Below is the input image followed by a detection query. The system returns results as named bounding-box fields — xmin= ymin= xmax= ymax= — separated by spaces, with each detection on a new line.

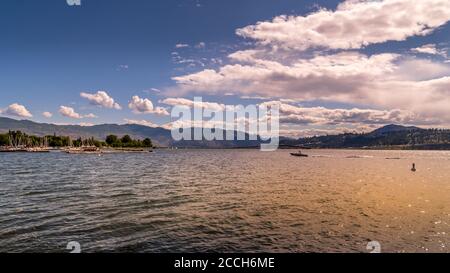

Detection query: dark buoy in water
xmin=411 ymin=163 xmax=416 ymax=172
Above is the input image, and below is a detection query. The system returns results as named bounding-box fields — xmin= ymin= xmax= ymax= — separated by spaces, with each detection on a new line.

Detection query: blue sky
xmin=1 ymin=0 xmax=450 ymax=136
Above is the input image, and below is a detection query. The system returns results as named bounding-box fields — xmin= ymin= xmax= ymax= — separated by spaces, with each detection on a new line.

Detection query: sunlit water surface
xmin=0 ymin=149 xmax=449 ymax=253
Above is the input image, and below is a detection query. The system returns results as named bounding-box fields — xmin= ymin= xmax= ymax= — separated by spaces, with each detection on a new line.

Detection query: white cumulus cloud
xmin=42 ymin=112 xmax=53 ymax=118
xmin=161 ymin=97 xmax=227 ymax=112
xmin=261 ymin=101 xmax=437 ymax=126
xmin=80 ymin=91 xmax=122 ymax=110
xmin=128 ymin=96 xmax=170 ymax=116
xmin=0 ymin=103 xmax=33 ymax=118
xmin=236 ymin=0 xmax=450 ymax=51
xmin=411 ymin=44 xmax=447 ymax=57
xmin=59 ymin=106 xmax=97 ymax=119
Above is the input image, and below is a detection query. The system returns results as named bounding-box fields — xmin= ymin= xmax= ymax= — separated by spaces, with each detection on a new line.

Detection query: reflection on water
xmin=0 ymin=149 xmax=449 ymax=253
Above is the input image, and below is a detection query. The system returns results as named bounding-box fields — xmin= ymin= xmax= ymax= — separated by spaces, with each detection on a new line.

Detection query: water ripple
xmin=0 ymin=150 xmax=449 ymax=252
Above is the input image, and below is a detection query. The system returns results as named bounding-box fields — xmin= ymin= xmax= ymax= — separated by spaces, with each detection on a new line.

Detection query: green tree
xmin=121 ymin=135 xmax=132 ymax=144
xmin=73 ymin=138 xmax=82 ymax=147
xmin=143 ymin=138 xmax=153 ymax=147
xmin=0 ymin=134 xmax=9 ymax=146
xmin=105 ymin=135 xmax=118 ymax=146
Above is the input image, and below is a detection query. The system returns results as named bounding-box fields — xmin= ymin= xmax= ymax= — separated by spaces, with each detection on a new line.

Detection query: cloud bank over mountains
xmin=171 ymin=0 xmax=450 ymax=131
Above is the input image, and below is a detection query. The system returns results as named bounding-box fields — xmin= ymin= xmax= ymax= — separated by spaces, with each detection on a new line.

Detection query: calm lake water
xmin=0 ymin=149 xmax=449 ymax=253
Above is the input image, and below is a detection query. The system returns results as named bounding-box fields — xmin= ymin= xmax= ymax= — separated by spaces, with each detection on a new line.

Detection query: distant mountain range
xmin=369 ymin=124 xmax=421 ymax=135
xmin=2 ymin=117 xmax=450 ymax=149
xmin=291 ymin=124 xmax=450 ymax=150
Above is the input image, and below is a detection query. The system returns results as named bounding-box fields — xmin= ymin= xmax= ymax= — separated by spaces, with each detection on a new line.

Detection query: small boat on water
xmin=290 ymin=151 xmax=309 ymax=157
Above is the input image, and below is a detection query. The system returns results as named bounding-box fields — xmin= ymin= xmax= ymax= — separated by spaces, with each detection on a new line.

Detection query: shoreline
xmin=0 ymin=147 xmax=154 ymax=154
xmin=3 ymin=145 xmax=450 ymax=152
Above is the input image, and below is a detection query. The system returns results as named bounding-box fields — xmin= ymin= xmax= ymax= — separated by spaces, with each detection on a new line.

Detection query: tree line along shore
xmin=0 ymin=131 xmax=153 ymax=149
